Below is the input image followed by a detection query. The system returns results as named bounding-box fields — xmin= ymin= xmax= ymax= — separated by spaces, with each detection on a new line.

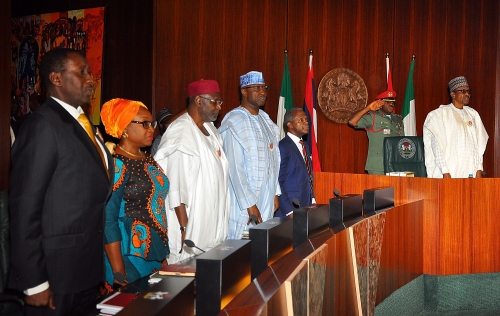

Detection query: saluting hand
xmin=368 ymin=100 xmax=384 ymax=111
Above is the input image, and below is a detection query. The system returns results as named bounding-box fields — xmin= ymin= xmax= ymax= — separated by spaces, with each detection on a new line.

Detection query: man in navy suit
xmin=9 ymin=48 xmax=113 ymax=315
xmin=276 ymin=108 xmax=315 ymax=217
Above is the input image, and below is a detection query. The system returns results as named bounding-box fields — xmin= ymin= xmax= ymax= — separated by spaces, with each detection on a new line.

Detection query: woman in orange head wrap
xmin=100 ymin=98 xmax=169 ymax=291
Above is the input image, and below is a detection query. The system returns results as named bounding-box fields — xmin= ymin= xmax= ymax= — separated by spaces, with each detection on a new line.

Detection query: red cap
xmin=188 ymin=79 xmax=220 ymax=97
xmin=375 ymin=90 xmax=397 ymax=101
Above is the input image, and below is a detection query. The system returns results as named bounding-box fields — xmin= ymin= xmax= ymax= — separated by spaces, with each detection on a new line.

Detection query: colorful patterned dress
xmin=104 ymin=153 xmax=169 ymax=287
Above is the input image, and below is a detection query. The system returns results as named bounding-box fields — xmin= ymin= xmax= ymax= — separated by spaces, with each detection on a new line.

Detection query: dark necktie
xmin=78 ymin=114 xmax=108 ymax=178
xmin=300 ymin=139 xmax=313 ymax=193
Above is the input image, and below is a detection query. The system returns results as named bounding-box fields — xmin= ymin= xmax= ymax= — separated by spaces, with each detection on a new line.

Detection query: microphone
xmin=333 ymin=189 xmax=341 ymax=197
xmin=249 ymin=214 xmax=259 ymax=225
xmin=184 ymin=239 xmax=206 ymax=253
xmin=114 ymin=272 xmax=143 ymax=295
xmin=292 ymin=198 xmax=300 ymax=208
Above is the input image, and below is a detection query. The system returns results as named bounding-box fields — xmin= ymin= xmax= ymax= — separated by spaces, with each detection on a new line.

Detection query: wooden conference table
xmin=111 ymin=172 xmax=500 ymax=316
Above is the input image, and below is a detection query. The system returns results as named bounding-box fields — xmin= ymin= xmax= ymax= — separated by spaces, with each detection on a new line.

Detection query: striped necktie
xmin=78 ymin=114 xmax=108 ymax=178
xmin=300 ymin=139 xmax=313 ymax=193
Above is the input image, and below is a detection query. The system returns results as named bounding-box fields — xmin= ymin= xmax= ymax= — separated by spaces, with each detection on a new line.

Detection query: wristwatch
xmin=180 ymin=226 xmax=186 ymax=232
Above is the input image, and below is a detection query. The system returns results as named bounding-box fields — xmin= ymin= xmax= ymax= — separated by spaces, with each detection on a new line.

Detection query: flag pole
xmin=385 ymin=52 xmax=390 ymax=82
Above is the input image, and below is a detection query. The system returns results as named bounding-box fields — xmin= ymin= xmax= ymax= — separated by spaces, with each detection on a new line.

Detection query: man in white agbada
xmin=423 ymin=76 xmax=488 ymax=178
xmin=219 ymin=71 xmax=281 ymax=240
xmin=154 ymin=79 xmax=229 ymax=264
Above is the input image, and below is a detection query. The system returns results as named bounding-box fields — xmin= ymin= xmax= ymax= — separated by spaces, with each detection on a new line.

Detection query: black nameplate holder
xmin=249 ymin=217 xmax=293 ymax=279
xmin=329 ymin=194 xmax=363 ymax=233
xmin=292 ymin=204 xmax=330 ymax=248
xmin=119 ymin=277 xmax=195 ymax=316
xmin=363 ymin=186 xmax=394 ymax=217
xmin=196 ymin=239 xmax=251 ymax=316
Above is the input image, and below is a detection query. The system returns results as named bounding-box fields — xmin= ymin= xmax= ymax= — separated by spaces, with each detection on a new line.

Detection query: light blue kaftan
xmin=219 ymin=106 xmax=281 ymax=239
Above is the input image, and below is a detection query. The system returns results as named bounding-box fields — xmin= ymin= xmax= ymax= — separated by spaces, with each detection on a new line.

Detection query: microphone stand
xmin=184 ymin=239 xmax=206 ymax=253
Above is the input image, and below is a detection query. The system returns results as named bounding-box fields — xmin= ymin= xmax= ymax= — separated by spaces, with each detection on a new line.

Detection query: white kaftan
xmin=423 ymin=103 xmax=488 ymax=178
xmin=154 ymin=113 xmax=230 ymax=263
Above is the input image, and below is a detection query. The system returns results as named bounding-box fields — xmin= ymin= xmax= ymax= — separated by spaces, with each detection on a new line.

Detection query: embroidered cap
xmin=156 ymin=108 xmax=173 ymax=124
xmin=448 ymin=76 xmax=469 ymax=92
xmin=188 ymin=79 xmax=220 ymax=97
xmin=240 ymin=71 xmax=265 ymax=88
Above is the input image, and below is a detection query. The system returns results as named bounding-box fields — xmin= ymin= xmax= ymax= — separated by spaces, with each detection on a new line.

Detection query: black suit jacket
xmin=9 ymin=97 xmax=113 ymax=294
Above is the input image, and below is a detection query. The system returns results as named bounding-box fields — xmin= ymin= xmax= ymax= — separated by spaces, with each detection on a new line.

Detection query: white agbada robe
xmin=154 ymin=113 xmax=230 ymax=264
xmin=423 ymin=103 xmax=488 ymax=178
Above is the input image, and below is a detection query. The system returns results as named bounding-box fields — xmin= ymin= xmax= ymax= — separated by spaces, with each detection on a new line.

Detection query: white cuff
xmin=24 ymin=281 xmax=50 ymax=296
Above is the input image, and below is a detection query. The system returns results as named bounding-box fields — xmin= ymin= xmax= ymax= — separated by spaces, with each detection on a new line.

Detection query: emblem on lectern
xmin=144 ymin=292 xmax=171 ymax=300
xmin=398 ymin=138 xmax=416 ymax=159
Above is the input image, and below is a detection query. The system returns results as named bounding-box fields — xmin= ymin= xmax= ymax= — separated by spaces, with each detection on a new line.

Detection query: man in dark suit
xmin=9 ymin=48 xmax=113 ymax=315
xmin=276 ymin=108 xmax=315 ymax=217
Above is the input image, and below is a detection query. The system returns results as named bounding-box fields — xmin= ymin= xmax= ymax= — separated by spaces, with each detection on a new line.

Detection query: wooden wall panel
xmin=376 ymin=201 xmax=424 ymax=305
xmin=315 ymin=173 xmax=500 ymax=277
xmin=153 ymin=0 xmax=287 ymax=127
xmin=438 ymin=178 xmax=500 ymax=275
xmin=333 ymin=229 xmax=361 ymax=316
xmin=437 ymin=180 xmax=472 ymax=275
xmin=152 ymin=0 xmax=500 ymax=176
xmin=471 ymin=179 xmax=500 ymax=272
xmin=407 ymin=178 xmax=440 ymax=275
xmin=4 ymin=0 xmax=500 ymax=184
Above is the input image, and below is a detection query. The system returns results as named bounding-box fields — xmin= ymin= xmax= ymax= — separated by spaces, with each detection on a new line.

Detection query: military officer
xmin=348 ymin=87 xmax=404 ymax=174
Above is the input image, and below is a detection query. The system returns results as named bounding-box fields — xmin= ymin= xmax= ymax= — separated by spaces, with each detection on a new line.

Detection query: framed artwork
xmin=11 ymin=7 xmax=105 ymax=124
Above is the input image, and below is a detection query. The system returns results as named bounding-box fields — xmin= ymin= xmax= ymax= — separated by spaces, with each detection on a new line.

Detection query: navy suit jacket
xmin=9 ymin=97 xmax=113 ymax=294
xmin=276 ymin=135 xmax=314 ymax=217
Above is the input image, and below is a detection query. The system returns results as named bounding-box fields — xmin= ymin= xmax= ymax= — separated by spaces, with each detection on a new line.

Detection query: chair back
xmin=383 ymin=136 xmax=427 ymax=177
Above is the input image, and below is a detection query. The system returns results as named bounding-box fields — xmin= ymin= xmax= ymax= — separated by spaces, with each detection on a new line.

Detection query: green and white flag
xmin=402 ymin=59 xmax=416 ymax=136
xmin=277 ymin=53 xmax=294 ymax=140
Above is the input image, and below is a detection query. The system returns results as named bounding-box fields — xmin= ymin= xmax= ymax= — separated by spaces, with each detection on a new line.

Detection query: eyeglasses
xmin=454 ymin=89 xmax=473 ymax=95
xmin=131 ymin=120 xmax=157 ymax=129
xmin=244 ymin=85 xmax=269 ymax=92
xmin=198 ymin=96 xmax=223 ymax=106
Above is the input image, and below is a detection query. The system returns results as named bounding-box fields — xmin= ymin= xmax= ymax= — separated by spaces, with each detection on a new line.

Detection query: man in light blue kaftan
xmin=219 ymin=71 xmax=281 ymax=240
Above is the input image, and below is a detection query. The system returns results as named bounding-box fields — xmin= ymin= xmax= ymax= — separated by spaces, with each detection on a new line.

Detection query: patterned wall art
xmin=11 ymin=7 xmax=105 ymax=124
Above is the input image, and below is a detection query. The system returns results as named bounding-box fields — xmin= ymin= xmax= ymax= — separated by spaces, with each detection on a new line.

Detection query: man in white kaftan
xmin=423 ymin=76 xmax=488 ymax=178
xmin=219 ymin=71 xmax=281 ymax=240
xmin=155 ymin=79 xmax=229 ymax=264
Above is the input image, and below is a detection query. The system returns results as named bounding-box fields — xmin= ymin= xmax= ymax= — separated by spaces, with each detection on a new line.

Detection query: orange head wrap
xmin=100 ymin=98 xmax=148 ymax=138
